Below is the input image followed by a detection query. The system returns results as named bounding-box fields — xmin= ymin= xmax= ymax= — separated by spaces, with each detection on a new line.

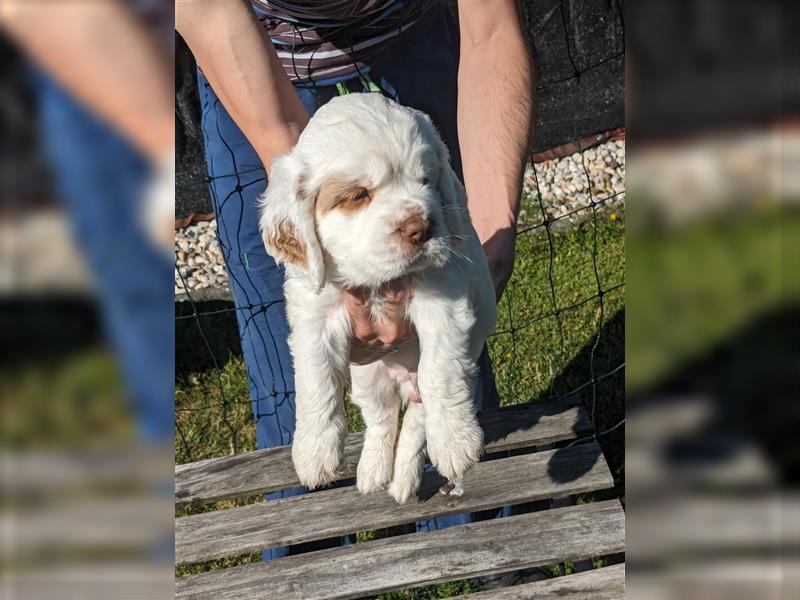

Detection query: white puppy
xmin=259 ymin=93 xmax=496 ymax=503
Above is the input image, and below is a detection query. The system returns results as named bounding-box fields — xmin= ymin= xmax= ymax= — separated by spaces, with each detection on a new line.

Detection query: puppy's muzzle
xmin=399 ymin=215 xmax=431 ymax=247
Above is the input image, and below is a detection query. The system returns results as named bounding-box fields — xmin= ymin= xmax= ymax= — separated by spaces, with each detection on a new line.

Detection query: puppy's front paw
xmin=426 ymin=414 xmax=483 ymax=482
xmin=387 ymin=472 xmax=419 ymax=504
xmin=356 ymin=444 xmax=393 ymax=494
xmin=291 ymin=425 xmax=345 ymax=489
xmin=387 ymin=451 xmax=423 ymax=504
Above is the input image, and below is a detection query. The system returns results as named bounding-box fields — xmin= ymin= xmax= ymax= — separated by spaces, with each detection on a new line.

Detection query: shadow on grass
xmin=479 ymin=309 xmax=624 ymax=492
xmin=176 ymin=298 xmax=242 ymax=377
xmin=629 ymin=303 xmax=799 ymax=486
xmin=1 ymin=297 xmax=103 ymax=367
xmin=545 ymin=308 xmax=624 ymax=492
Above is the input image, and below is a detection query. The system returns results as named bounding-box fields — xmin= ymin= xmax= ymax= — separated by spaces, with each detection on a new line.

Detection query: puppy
xmin=259 ymin=93 xmax=496 ymax=503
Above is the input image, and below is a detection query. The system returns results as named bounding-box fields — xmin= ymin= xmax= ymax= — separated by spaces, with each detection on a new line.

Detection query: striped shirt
xmin=251 ymin=0 xmax=443 ymax=85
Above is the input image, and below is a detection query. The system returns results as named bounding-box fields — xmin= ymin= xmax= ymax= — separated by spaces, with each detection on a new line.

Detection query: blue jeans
xmin=197 ymin=7 xmax=502 ymax=559
xmin=35 ymin=73 xmax=175 ymax=445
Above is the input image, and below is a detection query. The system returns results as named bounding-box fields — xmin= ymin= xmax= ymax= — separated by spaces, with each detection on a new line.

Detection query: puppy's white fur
xmin=259 ymin=93 xmax=496 ymax=503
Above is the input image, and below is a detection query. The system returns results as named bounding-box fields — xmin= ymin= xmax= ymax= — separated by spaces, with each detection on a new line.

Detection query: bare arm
xmin=176 ymin=0 xmax=308 ymax=173
xmin=457 ymin=0 xmax=534 ymax=299
xmin=0 ymin=1 xmax=173 ymax=166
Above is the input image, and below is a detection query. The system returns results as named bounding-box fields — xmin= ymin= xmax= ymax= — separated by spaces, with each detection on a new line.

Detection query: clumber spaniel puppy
xmin=259 ymin=93 xmax=496 ymax=504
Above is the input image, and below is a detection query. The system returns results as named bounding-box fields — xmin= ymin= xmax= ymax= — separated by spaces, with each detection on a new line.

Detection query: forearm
xmin=457 ymin=2 xmax=533 ymax=245
xmin=0 ymin=1 xmax=173 ymax=165
xmin=176 ymin=0 xmax=307 ymax=172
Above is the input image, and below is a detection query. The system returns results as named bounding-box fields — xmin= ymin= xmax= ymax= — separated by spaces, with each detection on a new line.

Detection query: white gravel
xmin=175 ymin=139 xmax=625 ymax=295
xmin=175 ymin=219 xmax=227 ymax=295
xmin=519 ymin=138 xmax=625 ymax=227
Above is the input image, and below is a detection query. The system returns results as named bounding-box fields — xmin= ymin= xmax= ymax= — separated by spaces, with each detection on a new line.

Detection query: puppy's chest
xmin=385 ymin=362 xmax=418 ymax=386
xmin=380 ymin=338 xmax=421 ymax=391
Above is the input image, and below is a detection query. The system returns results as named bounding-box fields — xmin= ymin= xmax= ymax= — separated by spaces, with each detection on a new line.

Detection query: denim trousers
xmin=35 ymin=73 xmax=175 ymax=445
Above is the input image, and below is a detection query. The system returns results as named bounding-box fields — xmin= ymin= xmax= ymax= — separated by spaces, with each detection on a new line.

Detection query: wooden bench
xmin=175 ymin=395 xmax=625 ymax=599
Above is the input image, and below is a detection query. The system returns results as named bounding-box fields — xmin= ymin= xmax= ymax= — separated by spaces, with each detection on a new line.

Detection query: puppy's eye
xmin=340 ymin=187 xmax=370 ymax=205
xmin=420 ymin=177 xmax=430 ymax=186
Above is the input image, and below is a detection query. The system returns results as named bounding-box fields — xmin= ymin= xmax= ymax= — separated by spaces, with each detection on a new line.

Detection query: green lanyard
xmin=335 ymin=72 xmax=382 ymax=96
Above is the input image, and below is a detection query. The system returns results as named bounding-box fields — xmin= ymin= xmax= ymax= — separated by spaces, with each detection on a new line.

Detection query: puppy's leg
xmin=289 ymin=308 xmax=350 ymax=490
xmin=444 ymin=477 xmax=464 ymax=507
xmin=418 ymin=356 xmax=482 ymax=483
xmin=410 ymin=298 xmax=484 ymax=484
xmin=388 ymin=385 xmax=427 ymax=504
xmin=351 ymin=363 xmax=400 ymax=494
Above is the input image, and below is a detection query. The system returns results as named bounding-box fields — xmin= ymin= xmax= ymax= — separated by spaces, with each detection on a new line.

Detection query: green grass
xmin=1 ymin=345 xmax=132 ymax=450
xmin=491 ymin=212 xmax=625 ymax=407
xmin=626 ymin=203 xmax=799 ymax=392
xmin=176 ymin=359 xmax=256 ymax=462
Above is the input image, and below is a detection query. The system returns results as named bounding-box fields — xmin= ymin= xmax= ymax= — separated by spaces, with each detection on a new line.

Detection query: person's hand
xmin=143 ymin=152 xmax=175 ymax=256
xmin=482 ymin=225 xmax=517 ymax=301
xmin=343 ymin=277 xmax=417 ymax=365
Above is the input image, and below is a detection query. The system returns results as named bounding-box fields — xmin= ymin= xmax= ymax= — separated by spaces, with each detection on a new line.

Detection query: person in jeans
xmin=176 ymin=0 xmax=532 ymax=559
xmin=2 ymin=2 xmax=175 ymax=443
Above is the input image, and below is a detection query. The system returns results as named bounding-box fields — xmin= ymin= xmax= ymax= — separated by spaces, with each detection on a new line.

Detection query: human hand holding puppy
xmin=343 ymin=280 xmax=424 ymax=404
xmin=343 ymin=278 xmax=415 ymax=366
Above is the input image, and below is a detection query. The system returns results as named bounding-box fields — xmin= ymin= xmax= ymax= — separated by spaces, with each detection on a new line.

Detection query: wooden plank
xmin=450 ymin=564 xmax=626 ymax=599
xmin=4 ymin=449 xmax=169 ymax=499
xmin=6 ymin=563 xmax=173 ymax=600
xmin=627 ymin=443 xmax=774 ymax=493
xmin=176 ymin=396 xmax=592 ymax=508
xmin=6 ymin=497 xmax=171 ymax=555
xmin=177 ymin=443 xmax=612 ymax=565
xmin=175 ymin=500 xmax=625 ymax=600
xmin=628 ymin=496 xmax=790 ymax=558
xmin=627 ymin=560 xmax=798 ymax=600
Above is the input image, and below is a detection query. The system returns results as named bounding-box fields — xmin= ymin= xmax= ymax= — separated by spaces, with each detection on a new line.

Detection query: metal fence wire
xmin=175 ymin=0 xmax=625 ymax=476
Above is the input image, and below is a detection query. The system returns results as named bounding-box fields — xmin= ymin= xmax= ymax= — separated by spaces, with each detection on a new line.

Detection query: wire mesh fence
xmin=174 ymin=1 xmax=625 ymax=491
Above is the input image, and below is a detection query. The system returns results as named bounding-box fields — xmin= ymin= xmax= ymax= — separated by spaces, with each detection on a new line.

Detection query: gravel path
xmin=175 ymin=140 xmax=625 ymax=295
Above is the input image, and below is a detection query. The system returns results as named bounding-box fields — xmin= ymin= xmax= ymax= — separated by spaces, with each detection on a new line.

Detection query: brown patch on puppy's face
xmin=315 ymin=176 xmax=372 ymax=217
xmin=265 ymin=221 xmax=307 ymax=266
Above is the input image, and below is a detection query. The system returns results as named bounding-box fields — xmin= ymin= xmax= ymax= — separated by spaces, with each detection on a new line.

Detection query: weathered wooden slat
xmin=177 ymin=443 xmax=611 ymax=565
xmin=176 ymin=395 xmax=591 ymax=508
xmin=6 ymin=497 xmax=171 ymax=555
xmin=451 ymin=564 xmax=626 ymax=599
xmin=628 ymin=496 xmax=792 ymax=559
xmin=626 ymin=560 xmax=798 ymax=600
xmin=175 ymin=500 xmax=625 ymax=600
xmin=6 ymin=563 xmax=173 ymax=600
xmin=4 ymin=449 xmax=169 ymax=499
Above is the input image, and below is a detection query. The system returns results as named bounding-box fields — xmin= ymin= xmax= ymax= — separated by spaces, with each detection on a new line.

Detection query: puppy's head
xmin=259 ymin=93 xmax=469 ymax=290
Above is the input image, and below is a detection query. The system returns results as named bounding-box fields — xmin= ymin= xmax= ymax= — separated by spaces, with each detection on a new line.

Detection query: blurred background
xmin=1 ymin=2 xmax=174 ymax=599
xmin=626 ymin=0 xmax=799 ymax=598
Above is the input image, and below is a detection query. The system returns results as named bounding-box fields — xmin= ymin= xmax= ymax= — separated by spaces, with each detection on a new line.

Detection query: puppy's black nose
xmin=400 ymin=216 xmax=431 ymax=246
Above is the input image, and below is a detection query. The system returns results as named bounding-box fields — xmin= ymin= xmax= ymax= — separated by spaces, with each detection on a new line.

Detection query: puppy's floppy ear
xmin=409 ymin=106 xmax=471 ymax=249
xmin=432 ymin=135 xmax=470 ymax=250
xmin=258 ymin=153 xmax=325 ymax=291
